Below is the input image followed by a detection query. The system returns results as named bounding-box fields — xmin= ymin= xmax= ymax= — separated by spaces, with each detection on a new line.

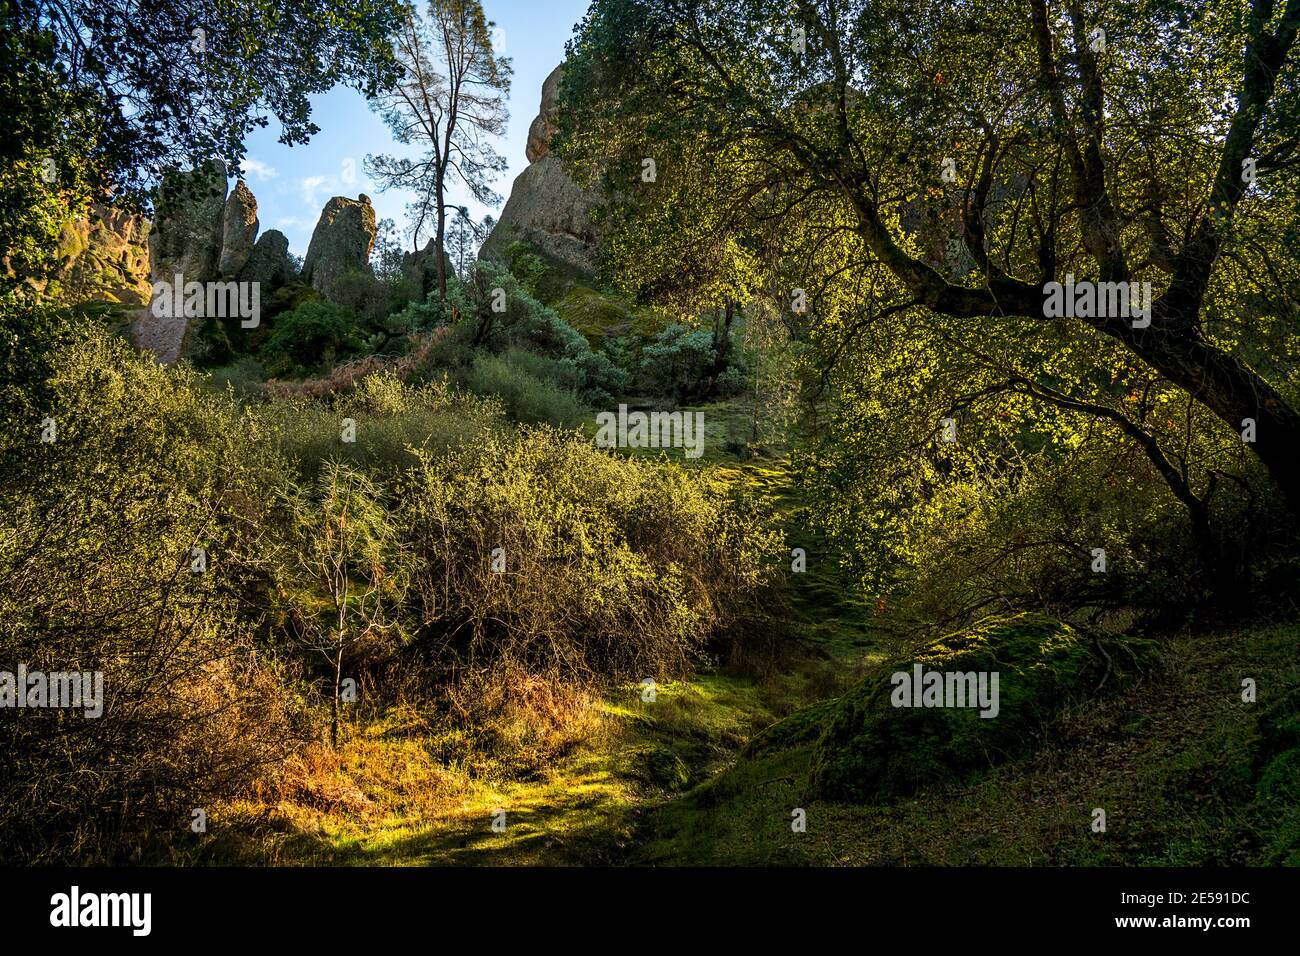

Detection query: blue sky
xmin=236 ymin=0 xmax=592 ymax=258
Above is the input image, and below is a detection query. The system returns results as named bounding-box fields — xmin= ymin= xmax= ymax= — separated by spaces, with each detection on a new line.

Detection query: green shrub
xmin=500 ymin=348 xmax=584 ymax=391
xmin=262 ymin=372 xmax=503 ymax=480
xmin=449 ymin=260 xmax=627 ymax=402
xmin=0 ymin=330 xmax=301 ymax=863
xmin=206 ymin=355 xmax=268 ymax=398
xmin=399 ymin=426 xmax=782 ymax=686
xmin=262 ymin=300 xmax=363 ymax=376
xmin=465 ymin=353 xmax=587 ymax=426
xmin=1251 ymin=687 xmax=1300 ymax=864
xmin=329 ymin=268 xmax=425 ymax=350
xmin=639 ymin=322 xmax=741 ymax=401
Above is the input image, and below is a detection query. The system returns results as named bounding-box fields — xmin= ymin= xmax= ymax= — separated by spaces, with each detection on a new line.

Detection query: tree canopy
xmin=556 ymin=0 xmax=1300 ymax=596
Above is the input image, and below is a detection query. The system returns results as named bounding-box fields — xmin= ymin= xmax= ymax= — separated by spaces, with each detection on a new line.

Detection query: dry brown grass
xmin=445 ymin=667 xmax=609 ymax=773
xmin=262 ymin=328 xmax=448 ymax=401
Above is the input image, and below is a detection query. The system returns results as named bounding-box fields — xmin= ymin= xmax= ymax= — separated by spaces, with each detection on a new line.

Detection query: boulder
xmin=219 ymin=180 xmax=259 ymax=279
xmin=809 ymin=613 xmax=1152 ymax=803
xmin=301 ymin=194 xmax=376 ymax=301
xmin=129 ymin=161 xmax=228 ymax=365
xmin=483 ymin=155 xmax=600 ymax=272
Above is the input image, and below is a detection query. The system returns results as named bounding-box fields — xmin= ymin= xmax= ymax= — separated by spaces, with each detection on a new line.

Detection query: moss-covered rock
xmin=638 ymin=746 xmax=691 ymax=791
xmin=1251 ymin=686 xmax=1300 ymax=864
xmin=45 ymin=205 xmax=152 ymax=306
xmin=743 ymin=698 xmax=840 ymax=758
xmin=554 ymin=285 xmax=670 ymax=347
xmin=809 ymin=613 xmax=1150 ymax=803
xmin=555 ymin=286 xmax=634 ymax=343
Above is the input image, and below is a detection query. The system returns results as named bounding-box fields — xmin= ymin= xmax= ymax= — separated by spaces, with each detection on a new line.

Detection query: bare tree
xmin=366 ymin=0 xmax=511 ymax=300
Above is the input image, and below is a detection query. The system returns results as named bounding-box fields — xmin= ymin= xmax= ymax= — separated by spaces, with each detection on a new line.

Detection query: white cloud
xmin=301 ymin=175 xmax=331 ymax=207
xmin=239 ymin=157 xmax=278 ymax=181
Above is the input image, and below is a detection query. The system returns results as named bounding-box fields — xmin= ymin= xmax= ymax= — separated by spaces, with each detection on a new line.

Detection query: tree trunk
xmin=435 ymin=180 xmax=448 ymax=301
xmin=704 ymin=300 xmax=734 ymax=398
xmin=330 ymin=646 xmax=341 ymax=749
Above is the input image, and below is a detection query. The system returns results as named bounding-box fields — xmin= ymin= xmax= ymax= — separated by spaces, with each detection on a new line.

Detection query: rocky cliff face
xmin=45 ymin=205 xmax=153 ymax=306
xmin=301 ymin=194 xmax=377 ymax=300
xmin=480 ymin=65 xmax=600 ymax=277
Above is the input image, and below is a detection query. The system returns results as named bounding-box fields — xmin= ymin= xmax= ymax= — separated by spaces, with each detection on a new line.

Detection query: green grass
xmin=186 ymin=673 xmax=799 ymax=866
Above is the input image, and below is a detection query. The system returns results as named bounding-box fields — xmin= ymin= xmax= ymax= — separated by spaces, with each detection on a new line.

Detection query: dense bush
xmin=0 ymin=330 xmax=302 ymax=863
xmin=447 ymin=259 xmax=627 ymax=403
xmin=638 ymin=321 xmax=748 ymax=402
xmin=400 ymin=426 xmax=782 ymax=685
xmin=639 ymin=323 xmax=718 ymax=398
xmin=328 ymin=268 xmax=424 ymax=350
xmin=465 ymin=353 xmax=587 ymax=426
xmin=0 ymin=329 xmax=783 ymax=860
xmin=260 ymin=371 xmax=502 ymax=481
xmin=262 ymin=299 xmax=364 ymax=376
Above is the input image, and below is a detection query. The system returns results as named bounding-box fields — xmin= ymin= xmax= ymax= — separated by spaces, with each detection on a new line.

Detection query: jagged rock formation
xmin=147 ymin=160 xmax=228 ymax=285
xmin=44 ymin=205 xmax=152 ymax=306
xmin=301 ymin=194 xmax=377 ymax=300
xmin=526 ymin=65 xmax=564 ymax=163
xmin=219 ymin=180 xmax=259 ymax=279
xmin=59 ymin=168 xmax=378 ymax=365
xmin=130 ymin=165 xmax=297 ymax=364
xmin=481 ymin=65 xmax=600 ymax=277
xmin=239 ymin=229 xmax=294 ymax=289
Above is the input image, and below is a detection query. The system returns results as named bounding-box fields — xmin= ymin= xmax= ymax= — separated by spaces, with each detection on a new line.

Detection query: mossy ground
xmin=809 ymin=614 xmax=1157 ymax=803
xmin=635 ymin=623 xmax=1300 ymax=866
